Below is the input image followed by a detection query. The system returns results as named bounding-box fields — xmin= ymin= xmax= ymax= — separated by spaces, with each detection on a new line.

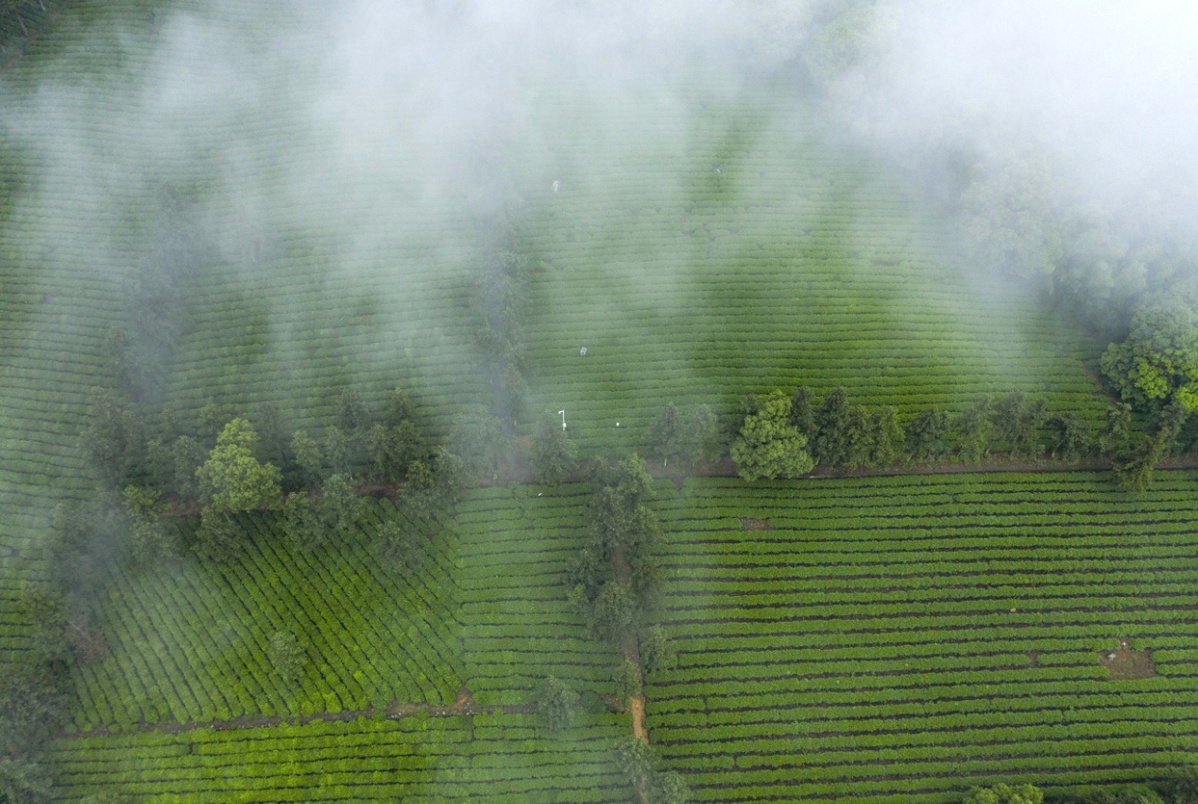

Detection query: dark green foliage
xmin=335 ymin=388 xmax=372 ymax=433
xmin=962 ymin=783 xmax=1044 ymax=804
xmin=318 ymin=473 xmax=361 ymax=541
xmin=649 ymin=403 xmax=684 ymax=466
xmin=907 ymin=407 xmax=950 ymax=462
xmin=1163 ymin=766 xmax=1198 ymax=803
xmin=569 ymin=455 xmax=662 ymax=646
xmin=1062 ymin=785 xmax=1165 ymax=804
xmin=1111 ymin=402 xmax=1191 ymax=493
xmin=612 ymin=657 xmax=642 ymax=700
xmin=731 ymin=390 xmax=814 ymax=480
xmin=0 ymin=755 xmax=52 ymax=804
xmin=530 ymin=415 xmax=577 ymax=485
xmin=534 ymin=676 xmax=579 ymax=733
xmin=0 ymin=662 xmax=67 ymax=757
xmin=324 ymin=426 xmax=353 ymax=477
xmin=79 ymin=387 xmax=146 ymax=488
xmin=283 ymin=474 xmax=361 ymax=551
xmin=843 ymin=403 xmax=873 ymax=469
xmin=267 ymin=631 xmax=306 ymax=685
xmin=867 ymin=405 xmax=904 ymax=468
xmin=1111 ymin=436 xmax=1158 ymax=494
xmin=615 ymin=738 xmax=690 ymax=804
xmin=789 ymin=386 xmax=815 ymax=436
xmin=281 ymin=491 xmax=321 ymax=552
xmin=380 ymin=386 xmax=418 ymax=430
xmin=449 ymin=406 xmax=508 ymax=482
xmin=19 ymin=584 xmax=71 ymax=668
xmin=122 ymin=485 xmax=169 ymax=567
xmin=194 ymin=508 xmax=242 ymax=561
xmin=252 ymin=404 xmax=293 ymax=476
xmin=290 ymin=429 xmax=324 ymax=486
xmin=640 ymin=624 xmax=677 ymax=674
xmin=403 ymin=447 xmax=464 ymax=518
xmin=811 ymin=387 xmax=853 ymax=466
xmin=197 ymin=418 xmax=282 ymax=512
xmin=374 ymin=518 xmax=423 ymax=573
xmin=1102 ymin=298 xmax=1198 ymax=410
xmin=682 ymin=404 xmax=721 ymax=467
xmin=991 ymin=391 xmax=1048 ymax=458
xmin=953 ymin=395 xmax=994 ymax=462
xmin=1099 ymin=403 xmax=1133 ymax=456
xmin=1050 ymin=415 xmax=1094 ymax=461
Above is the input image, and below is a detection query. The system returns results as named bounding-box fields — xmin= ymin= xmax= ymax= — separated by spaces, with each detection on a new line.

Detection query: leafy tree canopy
xmin=1102 ymin=297 xmax=1198 ymax=411
xmin=196 ymin=418 xmax=281 ymax=513
xmin=962 ymin=783 xmax=1043 ymax=804
xmin=731 ymin=390 xmax=814 ymax=480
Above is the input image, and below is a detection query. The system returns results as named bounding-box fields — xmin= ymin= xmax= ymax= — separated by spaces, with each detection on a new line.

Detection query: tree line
xmin=644 ymin=387 xmax=1198 ymax=493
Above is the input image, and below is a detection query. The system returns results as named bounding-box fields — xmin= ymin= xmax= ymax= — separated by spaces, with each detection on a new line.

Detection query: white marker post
xmin=558 ymin=409 xmax=567 ymax=431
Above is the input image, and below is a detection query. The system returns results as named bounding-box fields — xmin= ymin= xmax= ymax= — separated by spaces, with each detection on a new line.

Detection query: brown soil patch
xmin=740 ymin=517 xmax=770 ymax=531
xmin=1100 ymin=639 xmax=1156 ymax=679
xmin=630 ymin=695 xmax=648 ymax=744
xmin=1027 ymin=652 xmax=1039 ymax=667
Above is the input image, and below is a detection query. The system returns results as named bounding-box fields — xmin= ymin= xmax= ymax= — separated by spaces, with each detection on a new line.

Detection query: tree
xmin=169 ymin=435 xmax=207 ymax=499
xmin=789 ymin=386 xmax=815 ymax=437
xmin=612 ymin=657 xmax=642 ymax=700
xmin=267 ymin=631 xmax=306 ymax=685
xmin=961 ymin=783 xmax=1043 ymax=804
xmin=649 ymin=403 xmax=684 ymax=466
xmin=0 ymin=756 xmax=53 ymax=804
xmin=811 ymin=387 xmax=853 ymax=466
xmin=253 ymin=403 xmax=292 ymax=473
xmin=640 ymin=624 xmax=677 ymax=674
xmin=123 ymin=485 xmax=169 ymax=567
xmin=1099 ymin=403 xmax=1132 ymax=456
xmin=907 ymin=407 xmax=950 ymax=462
xmin=281 ymin=491 xmax=321 ymax=552
xmin=79 ymin=387 xmax=145 ymax=488
xmin=682 ymin=404 xmax=721 ymax=467
xmin=195 ymin=508 xmax=242 ymax=560
xmin=283 ymin=474 xmax=360 ymax=551
xmin=196 ymin=419 xmax=281 ymax=512
xmin=374 ymin=517 xmax=423 ymax=572
xmin=991 ymin=391 xmax=1047 ymax=459
xmin=290 ymin=429 xmax=324 ymax=486
xmin=731 ymin=391 xmax=814 ymax=481
xmin=530 ymin=415 xmax=577 ymax=485
xmin=318 ymin=473 xmax=361 ymax=541
xmin=324 ymin=426 xmax=353 ymax=477
xmin=334 ymin=388 xmax=372 ymax=433
xmin=380 ymin=386 xmax=418 ymax=430
xmin=1050 ymin=415 xmax=1093 ymax=461
xmin=450 ymin=406 xmax=507 ymax=482
xmin=952 ymin=396 xmax=994 ymax=463
xmin=867 ymin=405 xmax=904 ymax=468
xmin=534 ymin=675 xmax=579 ymax=732
xmin=615 ymin=737 xmax=691 ymax=804
xmin=584 ymin=579 xmax=636 ymax=645
xmin=1102 ymin=298 xmax=1198 ymax=410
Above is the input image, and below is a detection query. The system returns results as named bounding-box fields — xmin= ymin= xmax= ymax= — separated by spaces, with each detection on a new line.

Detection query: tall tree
xmin=952 ymin=396 xmax=994 ymax=463
xmin=649 ymin=403 xmax=684 ymax=467
xmin=732 ymin=391 xmax=814 ymax=480
xmin=530 ymin=415 xmax=577 ymax=485
xmin=196 ymin=418 xmax=281 ymax=513
xmin=811 ymin=387 xmax=853 ymax=466
xmin=907 ymin=407 xmax=950 ymax=463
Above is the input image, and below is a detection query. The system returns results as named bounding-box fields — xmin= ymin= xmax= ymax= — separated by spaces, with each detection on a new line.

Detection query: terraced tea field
xmin=42 ymin=473 xmax=1198 ymax=801
xmin=649 ymin=473 xmax=1198 ymax=801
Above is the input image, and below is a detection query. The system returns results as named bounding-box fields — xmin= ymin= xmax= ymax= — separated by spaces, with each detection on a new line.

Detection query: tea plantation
xmin=2 ymin=1 xmax=1191 ymax=802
